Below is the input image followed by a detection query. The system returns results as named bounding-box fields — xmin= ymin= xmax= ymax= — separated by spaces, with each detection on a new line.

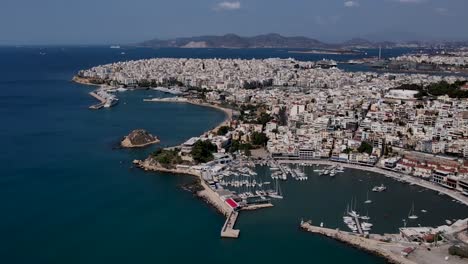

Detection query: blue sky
xmin=0 ymin=0 xmax=467 ymax=44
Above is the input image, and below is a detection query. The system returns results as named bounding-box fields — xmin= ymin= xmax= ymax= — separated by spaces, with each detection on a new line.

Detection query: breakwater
xmin=300 ymin=221 xmax=416 ymax=264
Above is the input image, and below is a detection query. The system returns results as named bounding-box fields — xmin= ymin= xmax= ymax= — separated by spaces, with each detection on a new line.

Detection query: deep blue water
xmin=0 ymin=47 xmax=466 ymax=264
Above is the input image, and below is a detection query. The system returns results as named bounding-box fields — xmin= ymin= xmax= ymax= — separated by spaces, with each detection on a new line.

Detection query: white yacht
xmin=372 ymin=184 xmax=387 ymax=192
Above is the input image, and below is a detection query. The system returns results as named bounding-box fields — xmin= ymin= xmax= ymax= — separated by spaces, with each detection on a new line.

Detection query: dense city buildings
xmin=79 ymin=57 xmax=468 ymax=195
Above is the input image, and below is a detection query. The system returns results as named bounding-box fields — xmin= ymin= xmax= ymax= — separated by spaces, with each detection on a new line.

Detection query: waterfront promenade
xmin=278 ymin=159 xmax=468 ymax=206
xmin=221 ymin=211 xmax=240 ymax=238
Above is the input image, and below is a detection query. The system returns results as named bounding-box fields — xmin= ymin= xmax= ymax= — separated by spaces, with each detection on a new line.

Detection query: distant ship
xmin=110 ymin=45 xmax=121 ymax=49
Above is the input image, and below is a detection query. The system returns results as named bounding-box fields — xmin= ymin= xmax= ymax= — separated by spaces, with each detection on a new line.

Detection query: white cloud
xmin=214 ymin=1 xmax=241 ymax=11
xmin=344 ymin=1 xmax=359 ymax=8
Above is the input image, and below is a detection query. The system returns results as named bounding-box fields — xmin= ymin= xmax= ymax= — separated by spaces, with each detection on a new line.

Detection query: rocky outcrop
xmin=121 ymin=129 xmax=159 ymax=148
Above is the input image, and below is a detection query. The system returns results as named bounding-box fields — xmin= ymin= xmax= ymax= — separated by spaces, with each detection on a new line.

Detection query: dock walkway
xmin=88 ymin=92 xmax=106 ymax=109
xmin=353 ymin=215 xmax=363 ymax=235
xmin=221 ymin=211 xmax=240 ymax=238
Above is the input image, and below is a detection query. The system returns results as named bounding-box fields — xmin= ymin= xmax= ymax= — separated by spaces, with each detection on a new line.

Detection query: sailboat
xmin=364 ymin=191 xmax=372 ymax=204
xmin=348 ymin=197 xmax=360 ymax=218
xmin=408 ymin=202 xmax=418 ymax=220
xmin=269 ymin=178 xmax=283 ymax=199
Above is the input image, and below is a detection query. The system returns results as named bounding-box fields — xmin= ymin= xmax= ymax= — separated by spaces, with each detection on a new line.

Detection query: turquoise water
xmin=0 ymin=47 xmax=466 ymax=264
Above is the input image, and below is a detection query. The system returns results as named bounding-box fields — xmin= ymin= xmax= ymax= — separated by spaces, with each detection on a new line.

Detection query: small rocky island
xmin=121 ymin=129 xmax=160 ymax=148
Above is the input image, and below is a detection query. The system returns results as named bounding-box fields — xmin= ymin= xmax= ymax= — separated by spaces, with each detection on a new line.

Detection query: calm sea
xmin=0 ymin=47 xmax=466 ymax=264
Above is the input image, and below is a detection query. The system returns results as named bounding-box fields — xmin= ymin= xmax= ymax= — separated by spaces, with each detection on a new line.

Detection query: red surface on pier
xmin=225 ymin=198 xmax=239 ymax=208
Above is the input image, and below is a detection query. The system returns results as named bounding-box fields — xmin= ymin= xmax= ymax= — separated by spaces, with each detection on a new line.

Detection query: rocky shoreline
xmin=73 ymin=73 xmax=234 ymax=217
xmin=72 ymin=75 xmax=102 ymax=86
xmin=300 ymin=221 xmax=416 ymax=264
xmin=133 ymin=159 xmax=232 ymax=216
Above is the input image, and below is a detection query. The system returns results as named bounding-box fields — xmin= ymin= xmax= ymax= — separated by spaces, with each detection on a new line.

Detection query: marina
xmin=137 ymin=152 xmax=468 ymax=237
xmin=239 ymin=161 xmax=468 ymax=235
xmin=88 ymin=89 xmax=118 ymax=109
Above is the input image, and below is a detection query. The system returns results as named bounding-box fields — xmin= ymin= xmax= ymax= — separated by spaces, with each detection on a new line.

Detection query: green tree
xmin=251 ymin=132 xmax=269 ymax=146
xmin=190 ymin=140 xmax=217 ymax=163
xmin=150 ymin=148 xmax=182 ymax=167
xmin=216 ymin=126 xmax=230 ymax=136
xmin=256 ymin=112 xmax=273 ymax=126
xmin=343 ymin=148 xmax=353 ymax=154
xmin=358 ymin=141 xmax=373 ymax=155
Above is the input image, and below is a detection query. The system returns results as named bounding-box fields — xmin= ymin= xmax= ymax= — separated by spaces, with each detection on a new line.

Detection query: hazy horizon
xmin=1 ymin=0 xmax=468 ymax=45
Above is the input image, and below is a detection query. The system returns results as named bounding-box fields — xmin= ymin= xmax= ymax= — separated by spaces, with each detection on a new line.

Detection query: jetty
xmin=353 ymin=215 xmax=364 ymax=235
xmin=221 ymin=211 xmax=240 ymax=238
xmin=135 ymin=159 xmax=248 ymax=239
xmin=301 ymin=218 xmax=468 ymax=264
xmin=88 ymin=92 xmax=106 ymax=109
xmin=300 ymin=221 xmax=417 ymax=264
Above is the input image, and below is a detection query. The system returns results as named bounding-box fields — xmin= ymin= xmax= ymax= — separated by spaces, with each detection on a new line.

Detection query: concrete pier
xmin=241 ymin=203 xmax=274 ymax=211
xmin=301 ymin=219 xmax=468 ymax=264
xmin=88 ymin=92 xmax=106 ymax=109
xmin=300 ymin=221 xmax=417 ymax=264
xmin=353 ymin=215 xmax=363 ymax=235
xmin=221 ymin=211 xmax=240 ymax=238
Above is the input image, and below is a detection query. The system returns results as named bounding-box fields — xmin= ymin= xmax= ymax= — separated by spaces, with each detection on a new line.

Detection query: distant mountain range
xmin=136 ymin=33 xmax=468 ymax=49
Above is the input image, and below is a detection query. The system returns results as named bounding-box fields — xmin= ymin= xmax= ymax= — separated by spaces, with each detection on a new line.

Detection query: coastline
xmin=121 ymin=137 xmax=160 ymax=148
xmin=176 ymin=100 xmax=232 ymax=134
xmin=72 ymin=75 xmax=233 ymax=133
xmin=73 ymin=75 xmax=235 ymax=216
xmin=134 ymin=159 xmax=233 ymax=215
xmin=144 ymin=98 xmax=233 ymax=134
xmin=72 ymin=76 xmax=102 ymax=87
xmin=74 ymin=73 xmax=467 ymax=252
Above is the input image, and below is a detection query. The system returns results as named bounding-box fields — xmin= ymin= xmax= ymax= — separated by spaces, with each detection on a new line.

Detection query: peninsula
xmin=74 ymin=56 xmax=468 ymax=260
